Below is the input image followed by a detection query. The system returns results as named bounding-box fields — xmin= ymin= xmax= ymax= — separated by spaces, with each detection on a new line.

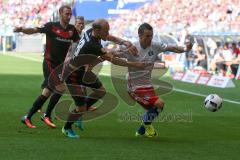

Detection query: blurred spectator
xmin=195 ymin=45 xmax=207 ymax=70
xmin=0 ymin=36 xmax=2 ymax=51
xmin=214 ymin=43 xmax=234 ymax=75
xmin=231 ymin=42 xmax=240 ymax=56
xmin=210 ymin=44 xmax=223 ymax=73
xmin=184 ymin=48 xmax=195 ymax=70
xmin=206 ymin=37 xmax=217 ymax=59
xmin=184 ymin=35 xmax=196 ymax=70
xmin=230 ymin=42 xmax=240 ymax=77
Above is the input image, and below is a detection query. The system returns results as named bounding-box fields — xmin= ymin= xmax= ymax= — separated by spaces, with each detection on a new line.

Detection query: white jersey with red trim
xmin=119 ymin=41 xmax=167 ymax=91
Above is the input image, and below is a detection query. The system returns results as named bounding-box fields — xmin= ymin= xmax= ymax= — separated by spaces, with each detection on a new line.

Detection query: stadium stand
xmin=109 ymin=0 xmax=240 ymax=38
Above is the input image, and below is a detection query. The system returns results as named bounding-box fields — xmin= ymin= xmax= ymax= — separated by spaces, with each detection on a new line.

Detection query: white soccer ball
xmin=204 ymin=94 xmax=223 ymax=112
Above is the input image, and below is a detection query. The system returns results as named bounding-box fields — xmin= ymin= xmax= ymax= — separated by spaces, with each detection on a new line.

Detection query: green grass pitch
xmin=0 ymin=53 xmax=239 ymax=160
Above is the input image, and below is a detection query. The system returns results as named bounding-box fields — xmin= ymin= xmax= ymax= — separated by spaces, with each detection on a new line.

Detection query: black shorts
xmin=216 ymin=62 xmax=227 ymax=71
xmin=64 ymin=67 xmax=102 ymax=106
xmin=231 ymin=64 xmax=239 ymax=76
xmin=41 ymin=60 xmax=63 ymax=91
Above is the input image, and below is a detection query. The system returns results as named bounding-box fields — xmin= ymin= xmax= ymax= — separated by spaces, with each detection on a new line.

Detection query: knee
xmin=42 ymin=88 xmax=51 ymax=97
xmin=73 ymin=96 xmax=86 ymax=109
xmin=155 ymin=99 xmax=165 ymax=109
xmin=55 ymin=84 xmax=66 ymax=93
xmin=95 ymin=87 xmax=106 ymax=98
xmin=75 ymin=106 xmax=87 ymax=113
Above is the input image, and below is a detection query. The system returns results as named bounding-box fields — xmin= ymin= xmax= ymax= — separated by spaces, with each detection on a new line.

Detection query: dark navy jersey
xmin=69 ymin=28 xmax=106 ymax=67
xmin=38 ymin=22 xmax=79 ymax=65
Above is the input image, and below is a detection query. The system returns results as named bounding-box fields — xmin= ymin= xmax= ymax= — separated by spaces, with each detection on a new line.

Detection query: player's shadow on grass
xmin=54 ymin=91 xmax=119 ymax=122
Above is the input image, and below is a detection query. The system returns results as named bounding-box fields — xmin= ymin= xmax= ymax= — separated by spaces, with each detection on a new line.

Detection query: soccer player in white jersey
xmin=115 ymin=23 xmax=194 ymax=137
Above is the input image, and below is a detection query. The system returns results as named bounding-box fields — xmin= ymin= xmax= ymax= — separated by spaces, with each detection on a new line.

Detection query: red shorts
xmin=128 ymin=87 xmax=159 ymax=110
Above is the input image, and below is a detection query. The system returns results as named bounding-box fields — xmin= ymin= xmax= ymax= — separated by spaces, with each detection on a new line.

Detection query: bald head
xmin=92 ymin=19 xmax=110 ymax=40
xmin=92 ymin=19 xmax=108 ymax=29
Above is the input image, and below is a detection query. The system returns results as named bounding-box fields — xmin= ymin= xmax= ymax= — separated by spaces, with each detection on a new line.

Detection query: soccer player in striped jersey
xmin=115 ymin=23 xmax=194 ymax=137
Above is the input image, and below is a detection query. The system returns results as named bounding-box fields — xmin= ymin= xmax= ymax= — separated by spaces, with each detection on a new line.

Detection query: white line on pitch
xmin=173 ymin=88 xmax=240 ymax=105
xmin=5 ymin=54 xmax=42 ymax=63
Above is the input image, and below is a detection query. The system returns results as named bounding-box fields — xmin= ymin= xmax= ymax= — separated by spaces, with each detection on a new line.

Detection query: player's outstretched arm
xmin=13 ymin=27 xmax=40 ymax=35
xmin=166 ymin=35 xmax=194 ymax=53
xmin=86 ymin=57 xmax=104 ymax=71
xmin=166 ymin=45 xmax=188 ymax=53
xmin=100 ymin=50 xmax=144 ymax=69
xmin=106 ymin=35 xmax=138 ymax=56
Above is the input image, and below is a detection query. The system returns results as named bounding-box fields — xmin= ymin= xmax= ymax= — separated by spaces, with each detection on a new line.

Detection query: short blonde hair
xmin=59 ymin=5 xmax=71 ymax=13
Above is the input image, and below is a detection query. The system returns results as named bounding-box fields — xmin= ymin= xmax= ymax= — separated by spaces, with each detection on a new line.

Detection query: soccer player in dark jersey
xmin=14 ymin=5 xmax=80 ymax=129
xmin=61 ymin=19 xmax=145 ymax=138
xmin=74 ymin=16 xmax=98 ymax=112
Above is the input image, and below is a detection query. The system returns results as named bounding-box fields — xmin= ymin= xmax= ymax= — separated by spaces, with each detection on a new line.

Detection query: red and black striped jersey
xmin=38 ymin=22 xmax=79 ymax=65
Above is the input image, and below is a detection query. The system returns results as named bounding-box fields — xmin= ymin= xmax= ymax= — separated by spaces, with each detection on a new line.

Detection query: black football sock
xmin=64 ymin=121 xmax=74 ymax=130
xmin=45 ymin=93 xmax=62 ymax=118
xmin=143 ymin=107 xmax=162 ymax=125
xmin=64 ymin=109 xmax=82 ymax=129
xmin=137 ymin=125 xmax=146 ymax=135
xmin=85 ymin=97 xmax=98 ymax=109
xmin=27 ymin=95 xmax=48 ymax=119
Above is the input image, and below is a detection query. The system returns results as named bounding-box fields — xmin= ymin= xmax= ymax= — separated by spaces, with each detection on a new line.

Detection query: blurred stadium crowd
xmin=181 ymin=41 xmax=240 ymax=78
xmin=109 ymin=0 xmax=240 ymax=38
xmin=0 ymin=0 xmax=62 ymax=29
xmin=0 ymin=0 xmax=239 ymax=34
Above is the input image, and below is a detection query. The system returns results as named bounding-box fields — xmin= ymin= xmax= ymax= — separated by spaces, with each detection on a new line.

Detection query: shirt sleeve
xmin=115 ymin=45 xmax=129 ymax=58
xmin=37 ymin=22 xmax=52 ymax=34
xmin=153 ymin=41 xmax=168 ymax=53
xmin=72 ymin=27 xmax=80 ymax=42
